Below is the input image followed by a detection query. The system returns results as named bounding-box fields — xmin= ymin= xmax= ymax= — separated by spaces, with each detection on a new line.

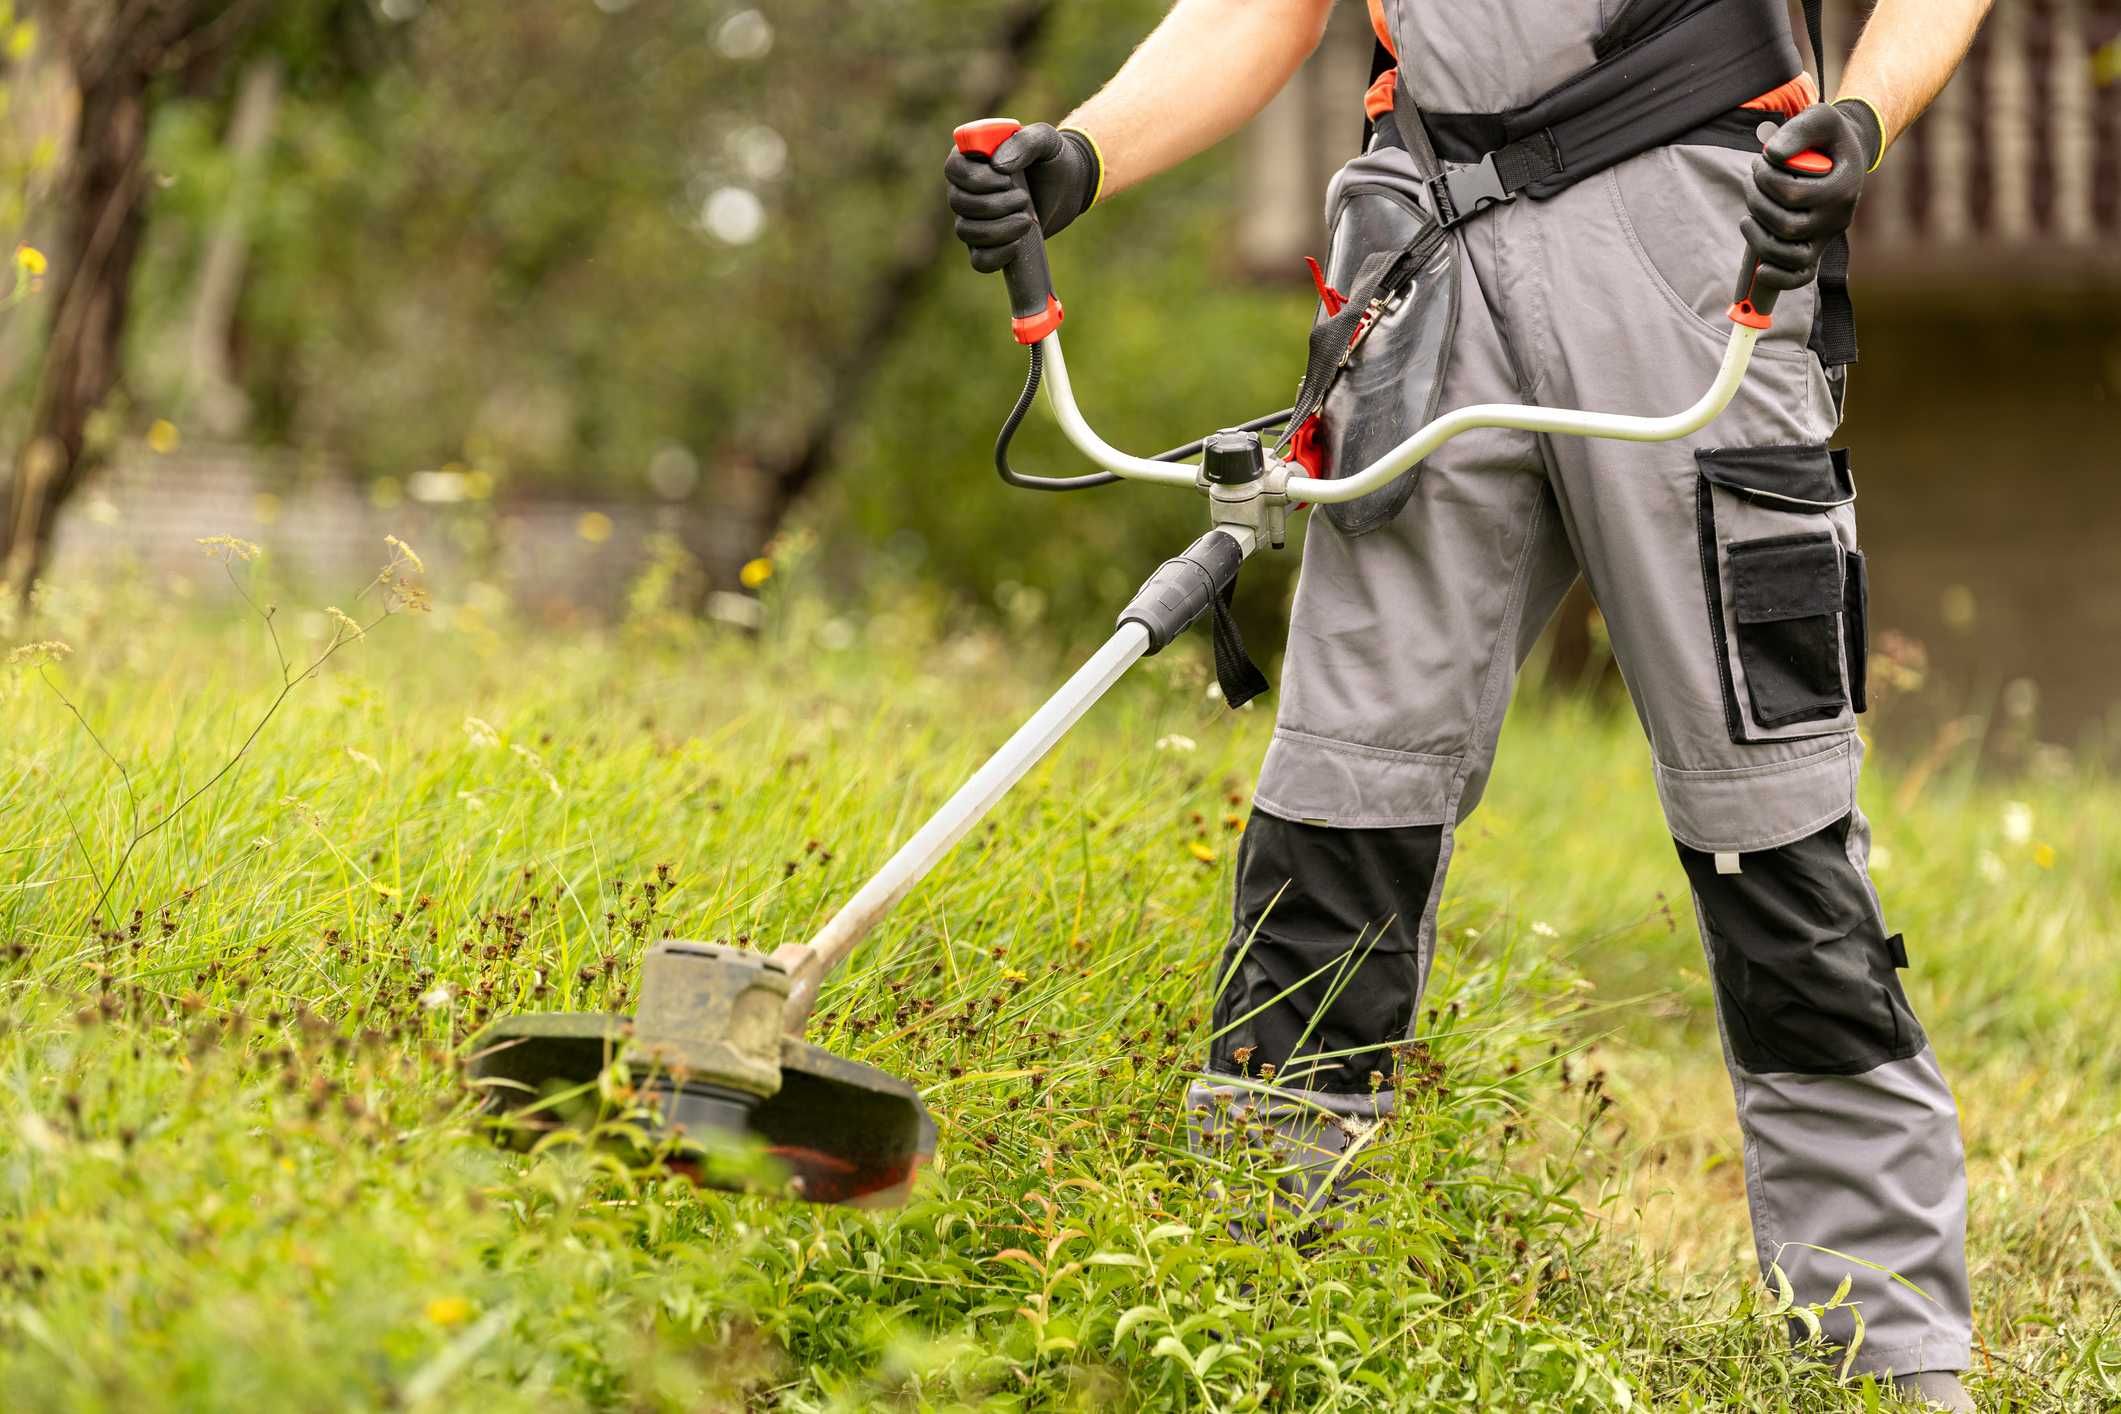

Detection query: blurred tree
xmin=187 ymin=0 xmax=1070 ymax=601
xmin=0 ymin=0 xmax=377 ymax=603
xmin=47 ymin=1 xmax=1312 ymax=632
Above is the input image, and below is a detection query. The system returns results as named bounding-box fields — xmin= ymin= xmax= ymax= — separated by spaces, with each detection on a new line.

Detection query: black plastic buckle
xmin=1426 ymin=154 xmax=1514 ymax=229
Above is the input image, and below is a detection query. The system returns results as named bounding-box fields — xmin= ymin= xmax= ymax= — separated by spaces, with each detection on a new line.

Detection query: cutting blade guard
xmin=468 ymin=942 xmax=935 ymax=1207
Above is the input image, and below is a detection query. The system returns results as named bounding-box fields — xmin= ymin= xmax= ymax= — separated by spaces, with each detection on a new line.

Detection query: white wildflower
xmin=1155 ymin=734 xmax=1198 ymax=754
xmin=2001 ymin=801 xmax=2033 ymax=846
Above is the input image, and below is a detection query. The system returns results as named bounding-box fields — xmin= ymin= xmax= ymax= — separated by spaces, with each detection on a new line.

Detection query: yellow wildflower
xmin=14 ymin=243 xmax=45 ymax=276
xmin=325 ymin=607 xmax=365 ymax=641
xmin=424 ymin=1297 xmax=473 ymax=1327
xmin=146 ymin=419 xmax=180 ymax=454
xmin=577 ymin=511 xmax=613 ymax=544
xmin=2032 ymin=842 xmax=2056 ymax=871
xmin=738 ymin=557 xmax=773 ymax=589
xmin=1001 ymin=967 xmax=1028 ymax=984
xmin=1186 ymin=840 xmax=1217 ymax=864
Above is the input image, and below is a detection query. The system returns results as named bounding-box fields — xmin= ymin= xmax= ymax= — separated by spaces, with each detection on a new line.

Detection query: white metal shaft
xmin=1037 ymin=320 xmax=1763 ymax=503
xmin=1040 ymin=333 xmax=1201 ymax=488
xmin=782 ymin=618 xmax=1155 ymax=1023
xmin=1290 ymin=323 xmax=1762 ymax=504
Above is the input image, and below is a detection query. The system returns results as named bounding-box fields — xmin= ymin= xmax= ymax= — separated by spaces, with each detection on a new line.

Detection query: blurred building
xmin=1239 ymin=1 xmax=2121 ymax=749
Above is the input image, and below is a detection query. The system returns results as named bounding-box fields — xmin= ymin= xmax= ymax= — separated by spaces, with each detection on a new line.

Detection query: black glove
xmin=944 ymin=123 xmax=1101 ymax=275
xmin=1740 ymin=100 xmax=1882 ymax=293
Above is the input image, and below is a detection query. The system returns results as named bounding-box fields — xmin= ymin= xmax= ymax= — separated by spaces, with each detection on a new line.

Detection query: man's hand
xmin=1741 ymin=102 xmax=1879 ymax=293
xmin=944 ymin=123 xmax=1100 ymax=275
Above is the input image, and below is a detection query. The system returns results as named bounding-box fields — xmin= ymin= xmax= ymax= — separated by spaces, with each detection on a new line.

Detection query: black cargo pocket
xmin=1728 ymin=533 xmax=1845 ymax=727
xmin=1678 ymin=817 xmax=1925 ymax=1076
xmin=1207 ymin=814 xmax=1440 ymax=1093
xmin=1209 ymin=937 xmax=1416 ymax=1094
xmin=1842 ymin=548 xmax=1869 ymax=713
xmin=1695 ymin=444 xmax=1857 ymax=742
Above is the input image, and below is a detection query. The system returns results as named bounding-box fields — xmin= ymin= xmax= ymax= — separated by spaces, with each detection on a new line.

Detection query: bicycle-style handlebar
xmin=959 ymin=125 xmax=1835 ymax=505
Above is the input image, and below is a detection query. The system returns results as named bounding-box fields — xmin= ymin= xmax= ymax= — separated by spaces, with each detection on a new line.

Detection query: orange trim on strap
xmin=1367 ymin=0 xmax=1395 ymax=56
xmin=1741 ymin=72 xmax=1818 ymax=116
xmin=1364 ymin=0 xmax=1397 ymax=121
xmin=1364 ymin=68 xmax=1398 ymax=122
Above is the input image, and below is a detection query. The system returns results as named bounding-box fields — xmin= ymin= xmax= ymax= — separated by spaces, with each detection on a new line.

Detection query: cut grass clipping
xmin=1 ymin=546 xmax=2116 ymax=1410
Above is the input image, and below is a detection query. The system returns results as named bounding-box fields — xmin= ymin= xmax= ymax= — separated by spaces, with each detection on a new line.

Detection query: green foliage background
xmin=106 ymin=0 xmax=1314 ymax=625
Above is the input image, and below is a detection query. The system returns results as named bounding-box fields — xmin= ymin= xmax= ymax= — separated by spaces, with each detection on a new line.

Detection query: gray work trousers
xmin=1193 ymin=135 xmax=1972 ymax=1378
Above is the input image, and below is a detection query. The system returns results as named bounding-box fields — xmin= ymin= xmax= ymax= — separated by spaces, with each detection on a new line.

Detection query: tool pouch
xmin=1287 ymin=139 xmax=1461 ymax=537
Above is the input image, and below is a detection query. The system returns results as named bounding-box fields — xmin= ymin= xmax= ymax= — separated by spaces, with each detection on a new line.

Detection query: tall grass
xmin=0 ymin=555 xmax=2114 ymax=1410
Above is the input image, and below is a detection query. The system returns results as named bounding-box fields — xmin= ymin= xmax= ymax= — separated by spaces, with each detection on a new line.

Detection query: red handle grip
xmin=1728 ymin=148 xmax=1835 ymax=328
xmin=951 ymin=117 xmax=1063 ymax=344
xmin=953 ymin=118 xmax=1022 ymax=159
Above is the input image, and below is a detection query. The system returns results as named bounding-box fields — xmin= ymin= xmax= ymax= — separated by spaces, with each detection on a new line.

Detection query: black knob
xmin=1201 ymin=430 xmax=1265 ymax=486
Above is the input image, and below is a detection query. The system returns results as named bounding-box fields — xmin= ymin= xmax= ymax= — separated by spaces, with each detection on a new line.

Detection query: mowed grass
xmin=0 ymin=560 xmax=2116 ymax=1411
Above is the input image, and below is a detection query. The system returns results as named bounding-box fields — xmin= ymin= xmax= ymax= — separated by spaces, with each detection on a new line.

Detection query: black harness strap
xmin=1279 ymin=235 xmax=1443 ymax=447
xmin=1800 ymin=0 xmax=1858 ymax=368
xmin=1413 ymin=0 xmax=1799 ymax=225
xmin=1369 ymin=0 xmax=1858 ymax=366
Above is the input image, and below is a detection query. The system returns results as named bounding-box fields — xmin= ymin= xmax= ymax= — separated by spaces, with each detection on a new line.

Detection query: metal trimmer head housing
xmin=468 ymin=942 xmax=934 ymax=1206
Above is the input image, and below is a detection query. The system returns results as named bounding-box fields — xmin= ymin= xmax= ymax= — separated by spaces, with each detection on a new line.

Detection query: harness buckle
xmin=1426 ymin=153 xmax=1514 ymax=229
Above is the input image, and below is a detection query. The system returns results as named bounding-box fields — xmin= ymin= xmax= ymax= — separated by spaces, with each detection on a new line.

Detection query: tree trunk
xmin=681 ymin=0 xmax=1057 ymax=602
xmin=1 ymin=59 xmax=153 ymax=602
xmin=183 ymin=57 xmax=279 ymax=438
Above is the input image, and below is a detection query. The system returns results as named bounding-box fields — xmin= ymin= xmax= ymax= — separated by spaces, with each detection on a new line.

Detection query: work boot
xmin=1888 ymin=1371 xmax=1974 ymax=1411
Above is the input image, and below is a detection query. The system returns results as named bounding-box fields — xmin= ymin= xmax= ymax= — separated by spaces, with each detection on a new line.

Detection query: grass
xmin=0 ymin=550 xmax=2116 ymax=1411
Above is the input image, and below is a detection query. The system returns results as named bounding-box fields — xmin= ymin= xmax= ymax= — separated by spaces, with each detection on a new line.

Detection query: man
xmin=947 ymin=0 xmax=1992 ymax=1407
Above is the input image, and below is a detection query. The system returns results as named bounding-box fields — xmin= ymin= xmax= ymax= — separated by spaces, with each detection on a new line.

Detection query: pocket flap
xmin=1697 ymin=444 xmax=1854 ymax=508
xmin=1729 ymin=534 xmax=1842 ymax=622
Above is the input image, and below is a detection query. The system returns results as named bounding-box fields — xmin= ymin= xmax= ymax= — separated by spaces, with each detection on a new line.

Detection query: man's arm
xmin=1744 ymin=0 xmax=1990 ymax=292
xmin=946 ymin=0 xmax=1333 ymax=279
xmin=1061 ymin=0 xmax=1337 ymax=197
xmin=1835 ymin=0 xmax=1994 ymax=162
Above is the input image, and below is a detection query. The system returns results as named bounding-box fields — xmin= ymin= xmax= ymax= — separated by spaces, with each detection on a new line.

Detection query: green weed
xmin=0 ymin=562 xmax=2113 ymax=1410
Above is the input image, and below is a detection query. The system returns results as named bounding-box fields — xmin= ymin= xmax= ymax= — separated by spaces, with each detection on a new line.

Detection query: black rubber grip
xmin=1733 ymin=254 xmax=1784 ymax=319
xmin=1117 ymin=530 xmax=1248 ymax=654
xmin=997 ymin=168 xmax=1056 ymax=323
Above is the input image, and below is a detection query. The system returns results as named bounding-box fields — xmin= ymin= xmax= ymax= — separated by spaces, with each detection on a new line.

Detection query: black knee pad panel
xmin=1207 ymin=813 xmax=1442 ymax=1094
xmin=1678 ymin=815 xmax=1925 ymax=1076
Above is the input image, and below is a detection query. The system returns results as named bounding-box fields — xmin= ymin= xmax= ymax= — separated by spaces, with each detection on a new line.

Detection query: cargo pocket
xmin=1696 ymin=445 xmax=1861 ymax=744
xmin=1679 ymin=817 xmax=1926 ymax=1076
xmin=1729 ymin=534 xmax=1844 ymax=727
xmin=1206 ymin=814 xmax=1439 ymax=1094
xmin=1208 ymin=937 xmax=1417 ymax=1094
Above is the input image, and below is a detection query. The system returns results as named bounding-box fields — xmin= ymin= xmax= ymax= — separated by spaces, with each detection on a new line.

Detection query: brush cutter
xmin=467 ymin=119 xmax=1824 ymax=1208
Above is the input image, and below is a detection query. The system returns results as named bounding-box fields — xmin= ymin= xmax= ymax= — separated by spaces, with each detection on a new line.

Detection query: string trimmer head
xmin=469 ymin=942 xmax=933 ymax=1206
